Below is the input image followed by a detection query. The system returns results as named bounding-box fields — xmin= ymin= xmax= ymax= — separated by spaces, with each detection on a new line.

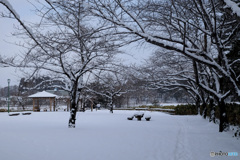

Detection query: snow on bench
xmin=127 ymin=116 xmax=134 ymax=120
xmin=22 ymin=112 xmax=32 ymax=115
xmin=145 ymin=116 xmax=151 ymax=121
xmin=134 ymin=113 xmax=144 ymax=121
xmin=127 ymin=113 xmax=151 ymax=121
xmin=9 ymin=113 xmax=20 ymax=116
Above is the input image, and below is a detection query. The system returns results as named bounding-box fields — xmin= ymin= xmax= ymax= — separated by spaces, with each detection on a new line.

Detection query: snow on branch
xmin=224 ymin=0 xmax=240 ymax=17
xmin=0 ymin=0 xmax=20 ymax=18
xmin=0 ymin=0 xmax=49 ymax=55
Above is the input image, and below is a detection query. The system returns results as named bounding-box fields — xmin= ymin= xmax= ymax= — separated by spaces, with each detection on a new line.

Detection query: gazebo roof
xmin=28 ymin=91 xmax=58 ymax=98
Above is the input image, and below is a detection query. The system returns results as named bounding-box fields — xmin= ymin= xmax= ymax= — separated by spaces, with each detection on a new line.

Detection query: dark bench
xmin=127 ymin=113 xmax=151 ymax=121
xmin=127 ymin=116 xmax=134 ymax=120
xmin=9 ymin=113 xmax=20 ymax=116
xmin=22 ymin=112 xmax=32 ymax=115
xmin=145 ymin=116 xmax=151 ymax=121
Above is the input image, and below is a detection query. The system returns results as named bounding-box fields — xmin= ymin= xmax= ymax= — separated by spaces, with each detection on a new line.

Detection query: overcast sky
xmin=0 ymin=0 xmax=154 ymax=88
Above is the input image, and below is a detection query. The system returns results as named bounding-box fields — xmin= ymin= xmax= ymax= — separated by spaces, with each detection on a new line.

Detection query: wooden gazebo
xmin=28 ymin=91 xmax=58 ymax=112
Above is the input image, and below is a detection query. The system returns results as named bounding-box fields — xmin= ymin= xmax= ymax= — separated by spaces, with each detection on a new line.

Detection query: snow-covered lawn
xmin=0 ymin=110 xmax=239 ymax=160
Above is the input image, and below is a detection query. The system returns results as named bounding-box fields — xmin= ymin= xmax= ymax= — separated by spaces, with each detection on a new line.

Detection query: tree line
xmin=0 ymin=74 xmax=190 ymax=110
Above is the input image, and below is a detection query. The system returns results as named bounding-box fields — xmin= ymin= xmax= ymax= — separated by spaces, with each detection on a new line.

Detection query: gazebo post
xmin=37 ymin=98 xmax=39 ymax=111
xmin=53 ymin=97 xmax=56 ymax=111
xmin=33 ymin=98 xmax=35 ymax=111
xmin=50 ymin=98 xmax=52 ymax=112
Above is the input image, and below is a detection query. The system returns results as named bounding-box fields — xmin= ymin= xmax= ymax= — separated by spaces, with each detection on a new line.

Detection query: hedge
xmin=174 ymin=104 xmax=198 ymax=115
xmin=175 ymin=103 xmax=240 ymax=126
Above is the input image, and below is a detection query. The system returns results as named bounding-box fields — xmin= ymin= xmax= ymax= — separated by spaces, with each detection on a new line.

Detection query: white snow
xmin=0 ymin=110 xmax=239 ymax=160
xmin=0 ymin=0 xmax=21 ymax=19
xmin=224 ymin=0 xmax=240 ymax=17
xmin=28 ymin=91 xmax=58 ymax=98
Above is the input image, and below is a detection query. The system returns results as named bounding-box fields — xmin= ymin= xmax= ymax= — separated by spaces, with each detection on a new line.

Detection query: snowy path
xmin=0 ymin=110 xmax=239 ymax=160
xmin=174 ymin=118 xmax=192 ymax=160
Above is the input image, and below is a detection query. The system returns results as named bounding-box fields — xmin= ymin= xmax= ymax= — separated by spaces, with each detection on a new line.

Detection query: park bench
xmin=127 ymin=113 xmax=151 ymax=121
xmin=145 ymin=116 xmax=151 ymax=121
xmin=127 ymin=116 xmax=134 ymax=120
xmin=22 ymin=112 xmax=32 ymax=115
xmin=9 ymin=113 xmax=20 ymax=116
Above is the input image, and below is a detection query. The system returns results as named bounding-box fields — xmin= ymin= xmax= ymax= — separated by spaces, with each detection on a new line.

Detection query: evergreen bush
xmin=177 ymin=103 xmax=240 ymax=126
xmin=174 ymin=104 xmax=198 ymax=115
xmin=0 ymin=109 xmax=7 ymax=112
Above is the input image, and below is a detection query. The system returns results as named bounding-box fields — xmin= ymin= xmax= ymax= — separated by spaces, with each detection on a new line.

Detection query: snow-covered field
xmin=0 ymin=110 xmax=239 ymax=160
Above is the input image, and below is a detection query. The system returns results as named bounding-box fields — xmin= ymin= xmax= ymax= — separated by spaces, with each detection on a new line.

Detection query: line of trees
xmin=0 ymin=72 xmax=190 ymax=111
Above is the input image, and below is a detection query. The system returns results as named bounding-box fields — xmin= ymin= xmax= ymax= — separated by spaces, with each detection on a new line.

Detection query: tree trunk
xmin=109 ymin=98 xmax=113 ymax=113
xmin=218 ymin=99 xmax=229 ymax=132
xmin=68 ymin=79 xmax=82 ymax=128
xmin=68 ymin=101 xmax=77 ymax=128
xmin=195 ymin=96 xmax=201 ymax=115
xmin=68 ymin=85 xmax=80 ymax=128
xmin=209 ymin=98 xmax=216 ymax=123
xmin=110 ymin=106 xmax=113 ymax=113
xmin=202 ymin=102 xmax=207 ymax=119
xmin=91 ymin=101 xmax=93 ymax=112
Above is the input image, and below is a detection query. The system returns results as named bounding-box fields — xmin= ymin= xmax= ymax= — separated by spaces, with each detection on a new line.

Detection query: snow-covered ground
xmin=0 ymin=110 xmax=239 ymax=160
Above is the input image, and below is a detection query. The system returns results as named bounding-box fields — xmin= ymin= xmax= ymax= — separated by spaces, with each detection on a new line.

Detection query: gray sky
xmin=0 ymin=0 xmax=154 ymax=87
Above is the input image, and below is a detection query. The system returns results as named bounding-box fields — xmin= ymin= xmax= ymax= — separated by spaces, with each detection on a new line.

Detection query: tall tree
xmin=1 ymin=0 xmax=119 ymax=128
xmin=87 ymin=67 xmax=129 ymax=113
xmin=89 ymin=0 xmax=240 ymax=131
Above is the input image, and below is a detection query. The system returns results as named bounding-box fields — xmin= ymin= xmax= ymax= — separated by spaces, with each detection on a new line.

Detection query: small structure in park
xmin=28 ymin=91 xmax=58 ymax=112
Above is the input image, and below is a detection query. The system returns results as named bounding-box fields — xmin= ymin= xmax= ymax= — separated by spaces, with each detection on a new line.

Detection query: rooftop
xmin=28 ymin=91 xmax=58 ymax=98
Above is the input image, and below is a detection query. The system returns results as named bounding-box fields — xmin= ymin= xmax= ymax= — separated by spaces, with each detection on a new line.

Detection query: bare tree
xmin=0 ymin=0 xmax=120 ymax=128
xmin=142 ymin=49 xmax=224 ymax=120
xmin=87 ymin=67 xmax=129 ymax=113
xmin=89 ymin=0 xmax=240 ymax=132
xmin=141 ymin=50 xmax=199 ymax=102
xmin=89 ymin=0 xmax=240 ymax=96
